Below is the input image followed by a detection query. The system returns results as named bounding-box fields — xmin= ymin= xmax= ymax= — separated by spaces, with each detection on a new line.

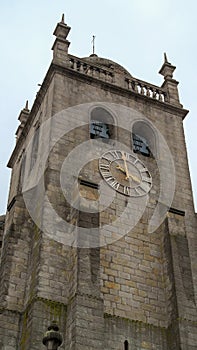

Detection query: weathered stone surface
xmin=0 ymin=17 xmax=196 ymax=350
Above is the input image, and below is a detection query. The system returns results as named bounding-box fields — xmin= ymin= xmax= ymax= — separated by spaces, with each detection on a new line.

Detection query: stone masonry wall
xmin=0 ymin=62 xmax=196 ymax=350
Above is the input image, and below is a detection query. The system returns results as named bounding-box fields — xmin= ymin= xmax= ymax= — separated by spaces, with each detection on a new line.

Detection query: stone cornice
xmin=53 ymin=61 xmax=188 ymax=118
xmin=7 ymin=64 xmax=55 ymax=168
xmin=7 ymin=61 xmax=189 ymax=168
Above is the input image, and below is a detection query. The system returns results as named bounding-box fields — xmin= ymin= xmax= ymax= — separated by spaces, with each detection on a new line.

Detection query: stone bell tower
xmin=0 ymin=15 xmax=196 ymax=350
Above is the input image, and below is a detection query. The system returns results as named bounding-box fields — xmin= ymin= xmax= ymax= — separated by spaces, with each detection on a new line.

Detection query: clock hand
xmin=121 ymin=152 xmax=130 ymax=180
xmin=116 ymin=162 xmax=141 ymax=183
xmin=116 ymin=164 xmax=126 ymax=173
xmin=128 ymin=173 xmax=141 ymax=184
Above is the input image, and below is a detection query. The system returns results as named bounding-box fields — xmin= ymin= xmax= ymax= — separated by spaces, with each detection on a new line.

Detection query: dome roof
xmin=83 ymin=54 xmax=133 ymax=78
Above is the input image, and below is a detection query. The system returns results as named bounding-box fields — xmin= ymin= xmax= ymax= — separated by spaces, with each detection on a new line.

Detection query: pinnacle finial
xmin=25 ymin=100 xmax=29 ymax=110
xmin=52 ymin=14 xmax=71 ymax=56
xmin=164 ymin=52 xmax=168 ymax=63
xmin=61 ymin=13 xmax=65 ymax=23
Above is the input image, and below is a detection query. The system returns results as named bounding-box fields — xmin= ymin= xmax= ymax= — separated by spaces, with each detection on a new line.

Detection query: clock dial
xmin=99 ymin=150 xmax=152 ymax=197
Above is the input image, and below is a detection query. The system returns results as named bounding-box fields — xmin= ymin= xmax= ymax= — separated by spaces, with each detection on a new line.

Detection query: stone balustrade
xmin=125 ymin=78 xmax=169 ymax=103
xmin=68 ymin=55 xmax=169 ymax=103
xmin=68 ymin=56 xmax=114 ymax=83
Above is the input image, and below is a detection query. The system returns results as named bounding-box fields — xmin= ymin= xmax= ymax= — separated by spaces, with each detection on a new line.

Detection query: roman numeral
xmin=106 ymin=176 xmax=115 ymax=183
xmin=134 ymin=187 xmax=141 ymax=195
xmin=139 ymin=183 xmax=149 ymax=192
xmin=121 ymin=151 xmax=130 ymax=161
xmin=109 ymin=150 xmax=120 ymax=159
xmin=102 ymin=150 xmax=122 ymax=163
xmin=140 ymin=167 xmax=148 ymax=173
xmin=123 ymin=186 xmax=131 ymax=195
xmin=141 ymin=176 xmax=152 ymax=183
xmin=111 ymin=180 xmax=120 ymax=190
xmin=102 ymin=171 xmax=111 ymax=177
xmin=133 ymin=158 xmax=138 ymax=165
xmin=100 ymin=163 xmax=110 ymax=171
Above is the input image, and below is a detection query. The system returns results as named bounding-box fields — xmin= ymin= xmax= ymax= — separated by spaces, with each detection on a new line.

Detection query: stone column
xmin=65 ymin=182 xmax=105 ymax=349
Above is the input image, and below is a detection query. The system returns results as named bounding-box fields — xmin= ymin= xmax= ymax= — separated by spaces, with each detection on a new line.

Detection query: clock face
xmin=99 ymin=150 xmax=152 ymax=197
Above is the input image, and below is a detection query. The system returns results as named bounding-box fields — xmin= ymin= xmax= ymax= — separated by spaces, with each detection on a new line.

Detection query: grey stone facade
xmin=0 ymin=16 xmax=196 ymax=350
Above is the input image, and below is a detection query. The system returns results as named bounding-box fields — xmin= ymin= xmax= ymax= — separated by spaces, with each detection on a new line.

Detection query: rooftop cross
xmin=92 ymin=35 xmax=96 ymax=55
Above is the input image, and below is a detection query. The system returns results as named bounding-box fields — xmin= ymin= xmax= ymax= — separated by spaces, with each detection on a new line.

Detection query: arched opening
xmin=18 ymin=152 xmax=26 ymax=192
xmin=124 ymin=340 xmax=129 ymax=350
xmin=90 ymin=107 xmax=115 ymax=141
xmin=30 ymin=126 xmax=40 ymax=171
xmin=132 ymin=121 xmax=156 ymax=157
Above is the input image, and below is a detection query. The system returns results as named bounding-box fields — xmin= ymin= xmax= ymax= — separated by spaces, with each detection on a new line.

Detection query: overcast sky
xmin=0 ymin=0 xmax=196 ymax=214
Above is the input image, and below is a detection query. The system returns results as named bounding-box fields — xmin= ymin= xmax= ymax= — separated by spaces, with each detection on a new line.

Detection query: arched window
xmin=18 ymin=152 xmax=26 ymax=192
xmin=132 ymin=121 xmax=156 ymax=157
xmin=90 ymin=107 xmax=115 ymax=141
xmin=30 ymin=126 xmax=40 ymax=171
xmin=90 ymin=121 xmax=109 ymax=139
xmin=124 ymin=340 xmax=129 ymax=350
xmin=132 ymin=133 xmax=150 ymax=156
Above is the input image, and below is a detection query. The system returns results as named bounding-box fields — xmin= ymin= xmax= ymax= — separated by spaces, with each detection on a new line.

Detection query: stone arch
xmin=89 ymin=106 xmax=116 ymax=141
xmin=131 ymin=120 xmax=157 ymax=158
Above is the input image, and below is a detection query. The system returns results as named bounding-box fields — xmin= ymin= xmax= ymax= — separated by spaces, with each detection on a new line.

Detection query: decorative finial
xmin=52 ymin=15 xmax=71 ymax=57
xmin=92 ymin=35 xmax=96 ymax=55
xmin=164 ymin=52 xmax=169 ymax=63
xmin=61 ymin=13 xmax=65 ymax=23
xmin=25 ymin=100 xmax=29 ymax=110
